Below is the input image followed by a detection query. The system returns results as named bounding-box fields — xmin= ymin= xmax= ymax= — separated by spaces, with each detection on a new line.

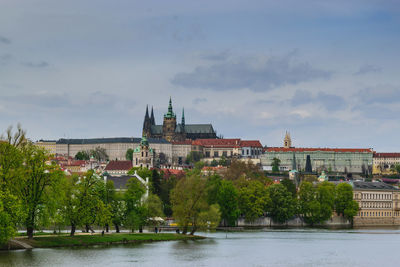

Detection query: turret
xmin=142 ymin=105 xmax=152 ymax=137
xmin=181 ymin=108 xmax=185 ymax=128
xmin=150 ymin=106 xmax=155 ymax=125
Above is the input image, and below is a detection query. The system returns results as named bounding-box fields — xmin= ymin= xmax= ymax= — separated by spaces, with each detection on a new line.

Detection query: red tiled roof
xmin=104 ymin=160 xmax=133 ymax=171
xmin=374 ymin=153 xmax=400 ymax=158
xmin=240 ymin=140 xmax=263 ymax=148
xmin=192 ymin=138 xmax=241 ymax=147
xmin=267 ymin=147 xmax=373 ymax=153
xmin=171 ymin=140 xmax=192 ymax=145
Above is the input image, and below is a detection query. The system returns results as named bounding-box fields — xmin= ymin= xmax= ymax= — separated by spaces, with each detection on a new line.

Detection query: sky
xmin=0 ymin=0 xmax=400 ymax=151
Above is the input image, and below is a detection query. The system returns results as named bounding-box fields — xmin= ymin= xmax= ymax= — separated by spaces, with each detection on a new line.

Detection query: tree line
xmin=0 ymin=126 xmax=359 ymax=245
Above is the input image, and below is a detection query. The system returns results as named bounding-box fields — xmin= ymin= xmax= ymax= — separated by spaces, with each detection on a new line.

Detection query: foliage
xmin=125 ymin=148 xmax=134 ymax=161
xmin=335 ymin=183 xmax=357 ymax=218
xmin=218 ymin=156 xmax=229 ymax=166
xmin=170 ymin=174 xmax=220 ymax=234
xmin=0 ymin=190 xmax=23 ymax=245
xmin=145 ymin=194 xmax=164 ymax=225
xmin=217 ymin=180 xmax=239 ymax=226
xmin=223 ymin=160 xmax=271 ymax=184
xmin=266 ymin=184 xmax=296 ymax=223
xmin=159 ymin=175 xmax=178 ymax=217
xmin=237 ymin=180 xmax=269 ymax=222
xmin=272 ymin=157 xmax=281 ymax=173
xmin=124 ymin=177 xmax=146 ymax=232
xmin=210 ymin=159 xmax=218 ymax=167
xmin=75 ymin=151 xmax=90 ymax=160
xmin=281 ymin=178 xmax=296 ymax=197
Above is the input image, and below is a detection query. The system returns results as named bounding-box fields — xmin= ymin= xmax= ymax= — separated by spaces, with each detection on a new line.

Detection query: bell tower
xmin=284 ymin=131 xmax=292 ymax=148
xmin=162 ymin=97 xmax=177 ymax=142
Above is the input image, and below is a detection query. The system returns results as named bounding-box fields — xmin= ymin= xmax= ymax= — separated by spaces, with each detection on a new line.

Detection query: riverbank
xmin=1 ymin=233 xmax=204 ymax=250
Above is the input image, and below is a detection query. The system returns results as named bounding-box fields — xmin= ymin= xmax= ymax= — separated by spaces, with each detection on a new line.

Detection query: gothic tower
xmin=162 ymin=97 xmax=177 ymax=142
xmin=150 ymin=106 xmax=155 ymax=126
xmin=142 ymin=105 xmax=152 ymax=138
xmin=284 ymin=131 xmax=292 ymax=148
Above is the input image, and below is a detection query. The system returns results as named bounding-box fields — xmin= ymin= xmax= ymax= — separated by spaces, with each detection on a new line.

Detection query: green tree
xmin=271 ymin=157 xmax=281 ymax=173
xmin=125 ymin=148 xmax=134 ymax=161
xmin=335 ymin=183 xmax=359 ymax=219
xmin=210 ymin=159 xmax=218 ymax=167
xmin=281 ymin=178 xmax=296 ymax=197
xmin=217 ymin=180 xmax=239 ymax=226
xmin=218 ymin=156 xmax=228 ymax=166
xmin=237 ymin=180 xmax=269 ymax=222
xmin=124 ymin=177 xmax=146 ymax=232
xmin=0 ymin=190 xmax=23 ymax=245
xmin=150 ymin=169 xmax=162 ymax=197
xmin=75 ymin=151 xmax=90 ymax=160
xmin=171 ymin=174 xmax=220 ymax=235
xmin=159 ymin=175 xmax=178 ymax=217
xmin=266 ymin=184 xmax=295 ymax=223
xmin=11 ymin=144 xmax=64 ymax=239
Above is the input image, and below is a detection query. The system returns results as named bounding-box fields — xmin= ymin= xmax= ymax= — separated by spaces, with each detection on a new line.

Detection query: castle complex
xmin=142 ymin=98 xmax=217 ymax=142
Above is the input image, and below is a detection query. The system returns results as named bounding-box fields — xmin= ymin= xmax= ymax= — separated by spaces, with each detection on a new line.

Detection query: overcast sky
xmin=1 ymin=0 xmax=399 ymax=151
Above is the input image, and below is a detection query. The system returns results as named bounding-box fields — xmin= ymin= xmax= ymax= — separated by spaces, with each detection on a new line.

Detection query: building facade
xmin=262 ymin=147 xmax=373 ymax=173
xmin=353 ymin=181 xmax=400 ymax=226
xmin=142 ymin=98 xmax=217 ymax=142
xmin=132 ymin=136 xmax=155 ymax=168
xmin=373 ymin=153 xmax=400 ymax=175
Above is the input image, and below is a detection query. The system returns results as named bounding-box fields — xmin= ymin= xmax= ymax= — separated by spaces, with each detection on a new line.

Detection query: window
xmin=205 ymin=151 xmax=210 ymax=157
xmin=223 ymin=151 xmax=227 ymax=157
xmin=214 ymin=151 xmax=218 ymax=157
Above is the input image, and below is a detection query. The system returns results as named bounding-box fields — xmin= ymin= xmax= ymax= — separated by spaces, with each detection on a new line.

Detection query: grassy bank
xmin=4 ymin=233 xmax=204 ymax=250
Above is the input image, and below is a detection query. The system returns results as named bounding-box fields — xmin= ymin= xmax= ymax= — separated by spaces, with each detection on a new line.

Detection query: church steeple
xmin=164 ymin=97 xmax=176 ymax=118
xmin=142 ymin=105 xmax=151 ymax=138
xmin=284 ymin=131 xmax=292 ymax=148
xmin=150 ymin=106 xmax=155 ymax=125
xmin=181 ymin=108 xmax=185 ymax=127
xmin=145 ymin=105 xmax=149 ymax=120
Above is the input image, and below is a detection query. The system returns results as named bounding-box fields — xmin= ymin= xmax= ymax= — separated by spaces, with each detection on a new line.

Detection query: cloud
xmin=354 ymin=64 xmax=382 ymax=75
xmin=357 ymin=86 xmax=400 ymax=104
xmin=22 ymin=61 xmax=50 ymax=68
xmin=192 ymin=97 xmax=207 ymax=104
xmin=0 ymin=54 xmax=13 ymax=65
xmin=199 ymin=51 xmax=230 ymax=61
xmin=172 ymin=53 xmax=331 ymax=91
xmin=0 ymin=35 xmax=11 ymax=44
xmin=291 ymin=89 xmax=346 ymax=111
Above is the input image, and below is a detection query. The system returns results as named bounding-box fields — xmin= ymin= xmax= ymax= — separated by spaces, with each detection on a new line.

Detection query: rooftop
xmin=374 ymin=153 xmax=400 ymax=158
xmin=267 ymin=147 xmax=373 ymax=153
xmin=104 ymin=160 xmax=133 ymax=171
xmin=56 ymin=137 xmax=170 ymax=145
xmin=353 ymin=181 xmax=399 ymax=191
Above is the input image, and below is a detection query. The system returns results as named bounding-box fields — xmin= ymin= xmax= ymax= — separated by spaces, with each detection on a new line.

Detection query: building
xmin=35 ymin=140 xmax=57 ymax=155
xmin=104 ymin=160 xmax=133 ymax=176
xmin=373 ymin=153 xmax=400 ymax=175
xmin=353 ymin=181 xmax=400 ymax=226
xmin=132 ymin=136 xmax=155 ymax=168
xmin=192 ymin=138 xmax=263 ymax=164
xmin=261 ymin=133 xmax=373 ymax=174
xmin=142 ymin=98 xmax=217 ymax=142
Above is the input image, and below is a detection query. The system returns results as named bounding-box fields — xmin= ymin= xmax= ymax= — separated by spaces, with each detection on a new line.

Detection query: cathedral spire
xmin=181 ymin=108 xmax=185 ymax=127
xmin=150 ymin=106 xmax=155 ymax=125
xmin=145 ymin=105 xmax=149 ymax=120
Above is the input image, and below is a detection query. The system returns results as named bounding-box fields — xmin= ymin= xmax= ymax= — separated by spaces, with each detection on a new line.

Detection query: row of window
xmin=361 ymin=202 xmax=392 ymax=208
xmin=359 ymin=211 xmax=392 ymax=217
xmin=361 ymin=193 xmax=391 ymax=200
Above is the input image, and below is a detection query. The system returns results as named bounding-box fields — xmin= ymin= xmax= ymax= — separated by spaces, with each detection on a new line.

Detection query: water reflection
xmin=1 ymin=230 xmax=400 ymax=267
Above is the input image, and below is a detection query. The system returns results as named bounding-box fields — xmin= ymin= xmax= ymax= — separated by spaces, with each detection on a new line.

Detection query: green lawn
xmin=21 ymin=233 xmax=204 ymax=248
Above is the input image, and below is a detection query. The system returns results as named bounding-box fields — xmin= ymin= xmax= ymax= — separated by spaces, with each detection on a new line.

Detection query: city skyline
xmin=1 ymin=0 xmax=400 ymax=151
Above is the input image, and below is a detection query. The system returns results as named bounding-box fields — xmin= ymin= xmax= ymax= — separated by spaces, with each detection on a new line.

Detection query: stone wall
xmin=237 ymin=216 xmax=351 ymax=228
xmin=353 ymin=217 xmax=400 ymax=227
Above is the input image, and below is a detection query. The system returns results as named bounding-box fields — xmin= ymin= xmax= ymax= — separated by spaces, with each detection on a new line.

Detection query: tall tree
xmin=237 ymin=180 xmax=269 ymax=222
xmin=171 ymin=174 xmax=220 ymax=235
xmin=217 ymin=180 xmax=240 ymax=226
xmin=125 ymin=148 xmax=134 ymax=161
xmin=11 ymin=144 xmax=64 ymax=238
xmin=335 ymin=183 xmax=359 ymax=219
xmin=271 ymin=158 xmax=281 ymax=173
xmin=124 ymin=177 xmax=146 ymax=232
xmin=267 ymin=184 xmax=296 ymax=223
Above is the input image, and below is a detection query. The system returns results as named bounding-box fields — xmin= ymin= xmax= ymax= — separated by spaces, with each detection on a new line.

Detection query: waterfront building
xmin=353 ymin=181 xmax=400 ymax=226
xmin=373 ymin=152 xmax=400 ymax=175
xmin=142 ymin=98 xmax=217 ymax=141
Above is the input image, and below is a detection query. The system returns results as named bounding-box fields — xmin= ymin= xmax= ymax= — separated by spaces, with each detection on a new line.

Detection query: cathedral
xmin=142 ymin=98 xmax=217 ymax=142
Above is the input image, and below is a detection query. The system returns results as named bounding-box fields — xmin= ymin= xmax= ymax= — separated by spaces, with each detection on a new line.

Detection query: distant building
xmin=192 ymin=138 xmax=263 ymax=164
xmin=104 ymin=160 xmax=133 ymax=176
xmin=261 ymin=133 xmax=373 ymax=174
xmin=353 ymin=181 xmax=400 ymax=226
xmin=35 ymin=140 xmax=57 ymax=155
xmin=142 ymin=98 xmax=217 ymax=142
xmin=132 ymin=136 xmax=154 ymax=168
xmin=373 ymin=153 xmax=400 ymax=175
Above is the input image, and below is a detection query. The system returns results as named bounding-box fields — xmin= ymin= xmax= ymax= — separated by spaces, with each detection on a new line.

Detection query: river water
xmin=1 ymin=229 xmax=400 ymax=266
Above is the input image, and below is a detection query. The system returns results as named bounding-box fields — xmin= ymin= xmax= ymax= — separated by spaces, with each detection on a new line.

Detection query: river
xmin=1 ymin=229 xmax=400 ymax=266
